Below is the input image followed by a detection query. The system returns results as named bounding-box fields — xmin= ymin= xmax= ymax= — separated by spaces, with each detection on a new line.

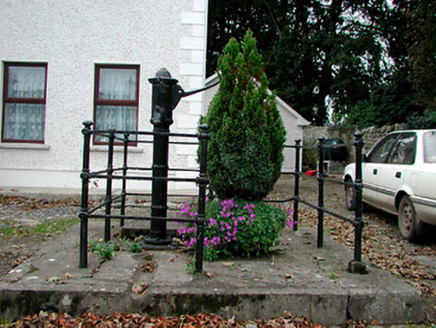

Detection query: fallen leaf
xmin=205 ymin=272 xmax=213 ymax=279
xmin=63 ymin=272 xmax=73 ymax=280
xmin=222 ymin=262 xmax=234 ymax=267
xmin=132 ymin=283 xmax=149 ymax=295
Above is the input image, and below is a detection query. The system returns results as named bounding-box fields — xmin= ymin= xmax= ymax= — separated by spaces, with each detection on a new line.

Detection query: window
xmin=388 ymin=134 xmax=416 ymax=165
xmin=2 ymin=63 xmax=47 ymax=143
xmin=423 ymin=131 xmax=436 ymax=163
xmin=94 ymin=64 xmax=139 ymax=144
xmin=367 ymin=134 xmax=398 ymax=163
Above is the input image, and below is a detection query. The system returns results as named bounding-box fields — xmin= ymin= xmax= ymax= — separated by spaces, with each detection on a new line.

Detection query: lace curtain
xmin=95 ymin=68 xmax=138 ymax=142
xmin=3 ymin=66 xmax=46 ymax=141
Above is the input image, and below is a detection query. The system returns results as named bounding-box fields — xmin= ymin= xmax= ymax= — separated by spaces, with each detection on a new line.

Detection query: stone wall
xmin=303 ymin=123 xmax=407 ymax=164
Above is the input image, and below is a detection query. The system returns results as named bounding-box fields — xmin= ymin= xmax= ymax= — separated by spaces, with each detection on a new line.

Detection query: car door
xmin=363 ymin=133 xmax=400 ymax=208
xmin=374 ymin=133 xmax=416 ymax=214
xmin=412 ymin=131 xmax=436 ymax=225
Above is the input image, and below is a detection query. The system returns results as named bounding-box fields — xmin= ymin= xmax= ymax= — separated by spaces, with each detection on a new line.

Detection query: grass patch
xmin=0 ymin=218 xmax=79 ymax=237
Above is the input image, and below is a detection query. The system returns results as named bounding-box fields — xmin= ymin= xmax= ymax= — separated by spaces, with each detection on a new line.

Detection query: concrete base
xmin=0 ymin=221 xmax=424 ymax=325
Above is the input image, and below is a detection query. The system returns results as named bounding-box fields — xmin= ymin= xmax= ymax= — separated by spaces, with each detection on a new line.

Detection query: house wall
xmin=277 ymin=101 xmax=307 ymax=172
xmin=0 ymin=0 xmax=208 ymax=194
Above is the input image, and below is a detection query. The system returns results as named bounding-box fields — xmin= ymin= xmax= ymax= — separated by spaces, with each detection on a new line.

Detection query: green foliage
xmin=88 ymin=240 xmax=119 ymax=261
xmin=176 ymin=199 xmax=294 ymax=261
xmin=124 ymin=240 xmax=142 ymax=253
xmin=404 ymin=0 xmax=436 ymax=112
xmin=206 ymin=0 xmax=278 ymax=77
xmin=186 ymin=257 xmax=196 ymax=274
xmin=208 ymin=0 xmax=395 ymax=125
xmin=204 ymin=30 xmax=286 ymax=200
xmin=208 ymin=0 xmax=436 ymax=127
xmin=406 ymin=111 xmax=436 ymax=130
xmin=344 ymin=75 xmax=424 ymax=128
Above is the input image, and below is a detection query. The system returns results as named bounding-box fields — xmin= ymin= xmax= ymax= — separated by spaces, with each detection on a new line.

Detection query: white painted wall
xmin=0 ymin=0 xmax=208 ymax=194
xmin=204 ymin=74 xmax=310 ymax=172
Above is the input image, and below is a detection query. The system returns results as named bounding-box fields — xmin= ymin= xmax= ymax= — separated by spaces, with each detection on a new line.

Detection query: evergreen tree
xmin=204 ymin=31 xmax=286 ymax=200
xmin=207 ymin=0 xmax=426 ymax=126
xmin=404 ymin=0 xmax=436 ymax=113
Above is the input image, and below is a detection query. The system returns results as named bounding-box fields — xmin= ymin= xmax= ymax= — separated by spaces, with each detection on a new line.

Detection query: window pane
xmin=367 ymin=134 xmax=398 ymax=163
xmin=424 ymin=131 xmax=436 ymax=163
xmin=98 ymin=69 xmax=137 ymax=100
xmin=388 ymin=135 xmax=416 ymax=165
xmin=3 ymin=103 xmax=45 ymax=140
xmin=7 ymin=66 xmax=46 ymax=99
xmin=95 ymin=105 xmax=137 ymax=141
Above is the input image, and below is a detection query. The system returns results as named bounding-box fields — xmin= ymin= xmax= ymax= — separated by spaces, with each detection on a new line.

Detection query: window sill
xmin=91 ymin=146 xmax=144 ymax=153
xmin=0 ymin=143 xmax=50 ymax=150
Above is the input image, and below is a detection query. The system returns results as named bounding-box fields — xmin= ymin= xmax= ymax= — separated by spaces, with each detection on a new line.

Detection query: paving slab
xmin=0 ymin=221 xmax=424 ymax=326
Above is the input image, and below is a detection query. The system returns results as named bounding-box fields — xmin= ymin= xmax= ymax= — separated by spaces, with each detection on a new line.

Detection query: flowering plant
xmin=176 ymin=198 xmax=294 ymax=261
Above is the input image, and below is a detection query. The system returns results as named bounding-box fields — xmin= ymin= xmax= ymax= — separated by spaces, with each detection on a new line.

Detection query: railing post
xmin=120 ymin=133 xmax=129 ymax=227
xmin=195 ymin=124 xmax=210 ymax=273
xmin=348 ymin=131 xmax=367 ymax=273
xmin=79 ymin=120 xmax=93 ymax=268
xmin=104 ymin=130 xmax=115 ymax=242
xmin=317 ymin=136 xmax=325 ymax=248
xmin=293 ymin=139 xmax=301 ymax=231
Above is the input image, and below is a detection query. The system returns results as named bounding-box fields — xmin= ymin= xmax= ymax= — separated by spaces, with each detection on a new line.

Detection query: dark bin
xmin=323 ymin=138 xmax=348 ymax=162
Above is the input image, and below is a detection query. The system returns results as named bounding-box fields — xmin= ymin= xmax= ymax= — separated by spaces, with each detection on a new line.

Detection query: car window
xmin=423 ymin=131 xmax=436 ymax=163
xmin=388 ymin=134 xmax=416 ymax=165
xmin=367 ymin=134 xmax=399 ymax=163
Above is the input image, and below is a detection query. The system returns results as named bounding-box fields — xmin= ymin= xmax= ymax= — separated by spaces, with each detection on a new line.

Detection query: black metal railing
xmin=79 ymin=121 xmax=209 ymax=273
xmin=270 ymin=132 xmax=366 ymax=273
xmin=80 ymin=124 xmax=365 ymax=274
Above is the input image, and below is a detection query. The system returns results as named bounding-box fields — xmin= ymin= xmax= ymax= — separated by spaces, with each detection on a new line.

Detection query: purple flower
xmin=243 ymin=203 xmax=255 ymax=214
xmin=286 ymin=219 xmax=295 ymax=229
xmin=209 ymin=218 xmax=217 ymax=226
xmin=185 ymin=237 xmax=197 ymax=248
xmin=180 ymin=202 xmax=191 ymax=216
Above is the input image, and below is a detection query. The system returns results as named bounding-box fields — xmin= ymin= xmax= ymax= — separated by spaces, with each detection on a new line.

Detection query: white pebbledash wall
xmin=0 ymin=0 xmax=208 ymax=195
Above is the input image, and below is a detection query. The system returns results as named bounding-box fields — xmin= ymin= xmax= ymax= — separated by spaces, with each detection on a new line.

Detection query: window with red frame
xmin=2 ymin=62 xmax=47 ymax=143
xmin=94 ymin=64 xmax=139 ymax=144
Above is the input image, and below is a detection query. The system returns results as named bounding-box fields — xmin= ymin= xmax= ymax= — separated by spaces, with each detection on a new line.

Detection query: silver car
xmin=343 ymin=129 xmax=436 ymax=241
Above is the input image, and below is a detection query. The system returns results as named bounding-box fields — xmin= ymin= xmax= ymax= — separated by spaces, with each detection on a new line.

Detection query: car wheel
xmin=345 ymin=177 xmax=356 ymax=211
xmin=398 ymin=195 xmax=421 ymax=241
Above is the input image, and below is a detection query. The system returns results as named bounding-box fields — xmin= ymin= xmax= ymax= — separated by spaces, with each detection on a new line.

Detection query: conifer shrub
xmin=203 ymin=30 xmax=286 ymax=200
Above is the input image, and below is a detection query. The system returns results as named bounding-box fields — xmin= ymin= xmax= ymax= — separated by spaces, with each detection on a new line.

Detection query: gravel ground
xmin=272 ymin=175 xmax=436 ymax=325
xmin=0 ymin=176 xmax=435 ymax=325
xmin=0 ymin=199 xmax=80 ymax=276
